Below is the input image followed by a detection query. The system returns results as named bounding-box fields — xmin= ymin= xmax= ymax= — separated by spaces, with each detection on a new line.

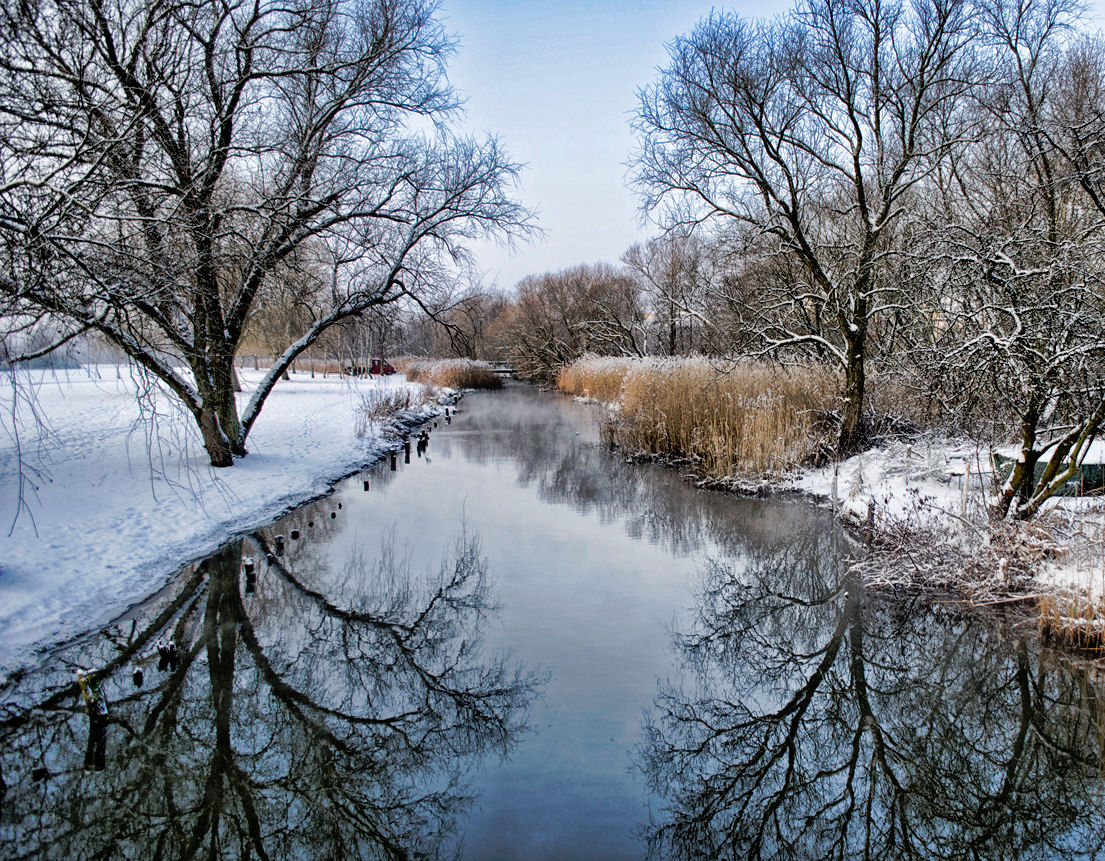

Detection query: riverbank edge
xmin=594 ymin=405 xmax=1105 ymax=655
xmin=1 ymin=387 xmax=461 ymax=685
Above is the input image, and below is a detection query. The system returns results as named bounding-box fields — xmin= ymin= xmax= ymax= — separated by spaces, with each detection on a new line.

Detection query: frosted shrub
xmin=355 ymin=388 xmax=427 ymax=438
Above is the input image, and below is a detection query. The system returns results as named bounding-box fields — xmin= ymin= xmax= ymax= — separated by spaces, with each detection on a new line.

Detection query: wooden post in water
xmin=831 ymin=465 xmax=839 ymax=516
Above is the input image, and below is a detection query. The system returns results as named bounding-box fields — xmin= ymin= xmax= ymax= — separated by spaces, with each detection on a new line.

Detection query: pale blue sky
xmin=441 ymin=0 xmax=1105 ymax=291
xmin=440 ymin=0 xmax=793 ymax=289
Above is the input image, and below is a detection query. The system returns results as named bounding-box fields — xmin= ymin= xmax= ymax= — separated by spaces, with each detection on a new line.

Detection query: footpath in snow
xmin=0 ymin=366 xmax=440 ymax=676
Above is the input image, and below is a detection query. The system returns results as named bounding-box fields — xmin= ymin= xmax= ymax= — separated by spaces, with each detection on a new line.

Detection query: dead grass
xmin=559 ymin=356 xmax=838 ymax=479
xmin=393 ymin=358 xmax=503 ymax=390
xmin=1031 ymin=507 xmax=1105 ymax=652
xmin=354 ymin=388 xmax=428 ymax=438
xmin=850 ymin=503 xmax=1042 ymax=598
xmin=1038 ymin=593 xmax=1105 ymax=652
xmin=557 ymin=355 xmax=635 ymax=402
xmin=850 ymin=495 xmax=1105 ymax=652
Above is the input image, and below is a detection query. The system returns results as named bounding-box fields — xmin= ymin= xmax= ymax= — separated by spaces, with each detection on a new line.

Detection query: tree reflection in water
xmin=640 ymin=528 xmax=1105 ymax=860
xmin=439 ymin=385 xmax=832 ymax=559
xmin=0 ymin=512 xmax=537 ymax=859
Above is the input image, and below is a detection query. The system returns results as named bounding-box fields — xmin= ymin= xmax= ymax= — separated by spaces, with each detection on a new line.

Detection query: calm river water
xmin=3 ymin=385 xmax=1105 ymax=859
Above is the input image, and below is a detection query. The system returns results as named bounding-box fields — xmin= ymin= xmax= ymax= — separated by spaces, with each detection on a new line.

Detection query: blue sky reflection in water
xmin=3 ymin=386 xmax=1105 ymax=859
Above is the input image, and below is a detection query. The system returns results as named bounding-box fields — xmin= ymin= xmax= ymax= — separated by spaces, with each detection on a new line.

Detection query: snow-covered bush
xmin=355 ymin=387 xmax=429 ymax=437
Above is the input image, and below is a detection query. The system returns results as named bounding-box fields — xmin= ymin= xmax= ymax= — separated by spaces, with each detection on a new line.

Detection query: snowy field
xmin=0 ymin=365 xmax=438 ymax=676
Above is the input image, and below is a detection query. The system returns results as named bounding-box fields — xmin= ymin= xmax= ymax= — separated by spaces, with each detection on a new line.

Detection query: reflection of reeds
xmin=559 ymin=356 xmax=837 ymax=479
xmin=394 ymin=357 xmax=503 ymax=390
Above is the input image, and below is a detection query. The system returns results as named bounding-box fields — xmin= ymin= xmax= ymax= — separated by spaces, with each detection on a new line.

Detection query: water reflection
xmin=436 ymin=385 xmax=826 ymax=559
xmin=0 ymin=507 xmax=536 ymax=859
xmin=641 ymin=535 xmax=1105 ymax=860
xmin=6 ymin=386 xmax=1105 ymax=858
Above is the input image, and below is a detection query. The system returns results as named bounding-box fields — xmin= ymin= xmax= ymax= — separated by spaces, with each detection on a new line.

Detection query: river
xmin=2 ymin=384 xmax=1104 ymax=859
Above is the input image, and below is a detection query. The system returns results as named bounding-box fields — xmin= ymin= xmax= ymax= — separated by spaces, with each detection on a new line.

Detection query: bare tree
xmin=239 ymin=243 xmax=330 ymax=379
xmin=383 ymin=278 xmax=511 ymax=360
xmin=633 ymin=0 xmax=976 ymax=451
xmin=437 ymin=286 xmax=512 ymax=360
xmin=498 ymin=262 xmax=646 ymax=382
xmin=915 ymin=0 xmax=1105 ymax=519
xmin=622 ymin=232 xmax=716 ymax=356
xmin=0 ymin=0 xmax=530 ymax=466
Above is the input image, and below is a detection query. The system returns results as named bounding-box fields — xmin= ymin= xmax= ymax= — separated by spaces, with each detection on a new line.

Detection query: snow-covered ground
xmin=791 ymin=435 xmax=1105 ymax=601
xmin=0 ymin=365 xmax=440 ymax=676
xmin=791 ymin=435 xmax=993 ymax=522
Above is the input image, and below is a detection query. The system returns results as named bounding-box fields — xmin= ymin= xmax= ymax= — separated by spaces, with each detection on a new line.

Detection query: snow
xmin=1082 ymin=439 xmax=1105 ymax=463
xmin=993 ymin=437 xmax=1105 ymax=464
xmin=790 ymin=436 xmax=993 ymax=523
xmin=0 ymin=365 xmax=441 ymax=676
xmin=790 ymin=434 xmax=1105 ymax=601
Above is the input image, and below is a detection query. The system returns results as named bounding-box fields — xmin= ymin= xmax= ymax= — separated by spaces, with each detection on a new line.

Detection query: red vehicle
xmin=344 ymin=358 xmax=396 ymax=376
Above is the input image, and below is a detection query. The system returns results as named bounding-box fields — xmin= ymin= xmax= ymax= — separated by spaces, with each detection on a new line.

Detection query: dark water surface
xmin=3 ymin=385 xmax=1105 ymax=859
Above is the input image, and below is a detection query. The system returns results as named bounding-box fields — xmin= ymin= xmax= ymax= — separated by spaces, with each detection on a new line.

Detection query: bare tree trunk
xmin=994 ymin=402 xmax=1041 ymax=519
xmin=839 ymin=331 xmax=867 ymax=454
xmin=668 ymin=298 xmax=677 ymax=356
xmin=197 ymin=406 xmax=234 ymax=467
xmin=212 ymin=359 xmax=246 ymax=457
xmin=0 ymin=0 xmax=531 ymax=488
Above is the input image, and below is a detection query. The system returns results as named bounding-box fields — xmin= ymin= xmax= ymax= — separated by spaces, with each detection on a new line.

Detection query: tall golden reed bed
xmin=558 ymin=356 xmax=837 ymax=479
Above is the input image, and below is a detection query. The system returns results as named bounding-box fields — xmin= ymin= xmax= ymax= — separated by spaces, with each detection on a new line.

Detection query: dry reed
xmin=557 ymin=355 xmax=635 ymax=402
xmin=394 ymin=358 xmax=503 ymax=390
xmin=355 ymin=388 xmax=428 ymax=437
xmin=1038 ymin=592 xmax=1105 ymax=653
xmin=560 ymin=356 xmax=838 ymax=479
xmin=1033 ymin=509 xmax=1105 ymax=652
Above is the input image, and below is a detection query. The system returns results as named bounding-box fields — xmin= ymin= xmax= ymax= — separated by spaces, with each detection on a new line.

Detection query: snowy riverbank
xmin=0 ymin=366 xmax=443 ymax=676
xmin=608 ymin=398 xmax=1105 ymax=622
xmin=793 ymin=437 xmax=1104 ymax=589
